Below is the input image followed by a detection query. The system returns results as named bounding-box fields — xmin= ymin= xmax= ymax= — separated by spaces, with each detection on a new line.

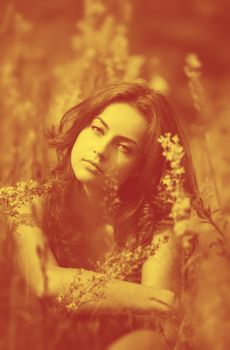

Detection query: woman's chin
xmin=73 ymin=167 xmax=102 ymax=186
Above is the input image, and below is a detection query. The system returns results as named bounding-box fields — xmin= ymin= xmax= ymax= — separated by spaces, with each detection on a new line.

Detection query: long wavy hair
xmin=42 ymin=82 xmax=198 ymax=268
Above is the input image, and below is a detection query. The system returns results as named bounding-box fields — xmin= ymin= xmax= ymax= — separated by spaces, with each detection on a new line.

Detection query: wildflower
xmin=66 ymin=302 xmax=77 ymax=311
xmin=162 ymin=175 xmax=174 ymax=192
xmin=55 ymin=238 xmax=166 ymax=313
xmin=171 ymin=197 xmax=191 ymax=221
xmin=158 ymin=133 xmax=192 ymax=247
xmin=0 ymin=178 xmax=56 ymax=218
xmin=185 ymin=53 xmax=202 ymax=70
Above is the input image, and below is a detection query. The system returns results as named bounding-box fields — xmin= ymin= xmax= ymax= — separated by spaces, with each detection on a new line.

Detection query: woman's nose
xmin=93 ymin=139 xmax=110 ymax=161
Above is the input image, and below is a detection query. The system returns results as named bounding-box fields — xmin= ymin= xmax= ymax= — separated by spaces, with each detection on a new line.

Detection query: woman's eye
xmin=91 ymin=125 xmax=104 ymax=135
xmin=117 ymin=144 xmax=132 ymax=154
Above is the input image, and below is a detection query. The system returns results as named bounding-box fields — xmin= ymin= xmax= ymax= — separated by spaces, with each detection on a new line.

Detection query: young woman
xmin=12 ymin=82 xmax=198 ymax=349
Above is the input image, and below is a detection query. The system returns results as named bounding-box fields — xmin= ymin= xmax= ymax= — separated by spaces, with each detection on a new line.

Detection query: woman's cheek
xmin=72 ymin=132 xmax=90 ymax=157
xmin=115 ymin=158 xmax=138 ymax=184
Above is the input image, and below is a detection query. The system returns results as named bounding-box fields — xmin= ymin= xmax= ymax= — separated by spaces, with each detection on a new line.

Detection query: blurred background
xmin=1 ymin=2 xmax=230 ymax=349
xmin=0 ymin=0 xmax=229 ymax=209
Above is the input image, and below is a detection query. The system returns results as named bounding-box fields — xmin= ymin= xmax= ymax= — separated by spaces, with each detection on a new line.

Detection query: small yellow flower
xmin=158 ymin=133 xmax=192 ymax=240
xmin=172 ymin=135 xmax=179 ymax=143
xmin=66 ymin=302 xmax=77 ymax=311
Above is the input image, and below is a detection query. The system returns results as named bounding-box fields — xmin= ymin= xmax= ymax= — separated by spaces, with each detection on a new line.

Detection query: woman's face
xmin=71 ymin=102 xmax=148 ymax=191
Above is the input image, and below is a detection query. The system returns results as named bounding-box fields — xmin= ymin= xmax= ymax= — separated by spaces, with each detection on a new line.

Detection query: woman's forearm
xmin=41 ymin=266 xmax=175 ymax=314
xmin=12 ymin=221 xmax=176 ymax=314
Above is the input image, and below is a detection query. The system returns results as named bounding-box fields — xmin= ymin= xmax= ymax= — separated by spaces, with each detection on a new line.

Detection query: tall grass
xmin=0 ymin=1 xmax=230 ymax=349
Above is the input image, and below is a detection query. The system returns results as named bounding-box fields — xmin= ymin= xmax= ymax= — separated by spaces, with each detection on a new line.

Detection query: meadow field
xmin=0 ymin=1 xmax=230 ymax=349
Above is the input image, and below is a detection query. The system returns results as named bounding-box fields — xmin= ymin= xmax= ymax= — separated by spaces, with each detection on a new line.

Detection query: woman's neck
xmin=82 ymin=184 xmax=102 ymax=207
xmin=72 ymin=182 xmax=113 ymax=228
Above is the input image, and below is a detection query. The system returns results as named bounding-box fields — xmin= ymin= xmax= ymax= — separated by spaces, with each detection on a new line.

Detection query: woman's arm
xmin=141 ymin=229 xmax=180 ymax=293
xmin=11 ymin=202 xmax=175 ymax=314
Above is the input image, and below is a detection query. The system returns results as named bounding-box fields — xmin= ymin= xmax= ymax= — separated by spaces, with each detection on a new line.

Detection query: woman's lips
xmin=82 ymin=159 xmax=103 ymax=173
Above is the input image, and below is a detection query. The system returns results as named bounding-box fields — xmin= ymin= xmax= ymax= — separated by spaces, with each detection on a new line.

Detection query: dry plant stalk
xmin=184 ymin=53 xmax=221 ymax=209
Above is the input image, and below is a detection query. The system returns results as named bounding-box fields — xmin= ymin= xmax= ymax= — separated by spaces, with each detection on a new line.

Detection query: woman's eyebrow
xmin=95 ymin=117 xmax=109 ymax=130
xmin=117 ymin=136 xmax=138 ymax=148
xmin=95 ymin=117 xmax=138 ymax=147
